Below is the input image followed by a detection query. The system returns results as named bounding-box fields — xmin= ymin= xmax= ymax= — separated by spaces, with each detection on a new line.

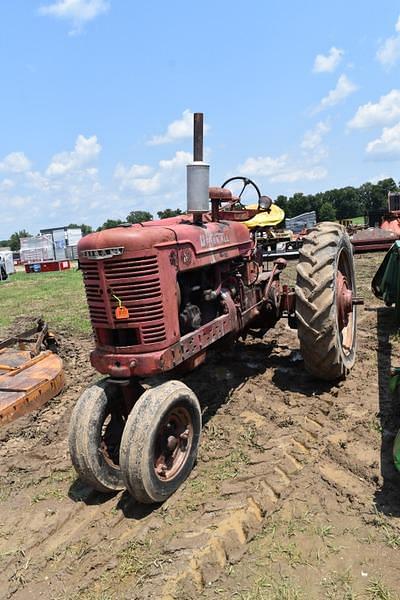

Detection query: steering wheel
xmin=221 ymin=177 xmax=262 ymax=209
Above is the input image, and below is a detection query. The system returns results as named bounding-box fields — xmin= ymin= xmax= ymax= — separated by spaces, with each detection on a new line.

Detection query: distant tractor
xmin=69 ymin=114 xmax=360 ymax=503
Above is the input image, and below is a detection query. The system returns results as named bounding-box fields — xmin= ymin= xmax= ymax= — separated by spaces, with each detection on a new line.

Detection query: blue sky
xmin=1 ymin=0 xmax=400 ymax=238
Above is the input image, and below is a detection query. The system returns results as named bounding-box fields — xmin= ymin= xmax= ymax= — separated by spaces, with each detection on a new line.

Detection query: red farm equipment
xmin=69 ymin=114 xmax=360 ymax=503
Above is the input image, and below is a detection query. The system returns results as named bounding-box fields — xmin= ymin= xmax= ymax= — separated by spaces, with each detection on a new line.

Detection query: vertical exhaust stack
xmin=187 ymin=112 xmax=210 ymax=224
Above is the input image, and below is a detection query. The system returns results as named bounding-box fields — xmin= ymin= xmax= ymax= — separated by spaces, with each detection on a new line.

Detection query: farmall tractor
xmin=70 ymin=114 xmax=359 ymax=503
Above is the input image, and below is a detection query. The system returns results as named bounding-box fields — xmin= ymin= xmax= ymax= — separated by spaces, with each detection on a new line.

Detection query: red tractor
xmin=69 ymin=114 xmax=359 ymax=503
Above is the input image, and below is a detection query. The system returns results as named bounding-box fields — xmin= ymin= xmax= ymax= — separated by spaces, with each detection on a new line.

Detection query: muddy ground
xmin=1 ymin=251 xmax=400 ymax=600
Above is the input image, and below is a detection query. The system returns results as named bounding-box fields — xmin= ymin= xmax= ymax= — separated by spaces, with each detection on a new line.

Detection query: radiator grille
xmin=81 ymin=255 xmax=166 ymax=344
xmin=82 ymin=263 xmax=108 ymax=325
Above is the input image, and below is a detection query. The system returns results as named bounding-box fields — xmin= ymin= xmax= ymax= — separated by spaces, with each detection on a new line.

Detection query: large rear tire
xmin=69 ymin=380 xmax=126 ymax=492
xmin=119 ymin=380 xmax=201 ymax=504
xmin=295 ymin=222 xmax=357 ymax=381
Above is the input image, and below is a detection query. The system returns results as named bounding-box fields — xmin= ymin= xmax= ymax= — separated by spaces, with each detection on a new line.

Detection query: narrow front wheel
xmin=69 ymin=380 xmax=126 ymax=492
xmin=119 ymin=381 xmax=201 ymax=504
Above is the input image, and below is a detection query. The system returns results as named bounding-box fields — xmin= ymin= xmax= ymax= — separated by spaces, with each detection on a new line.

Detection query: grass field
xmin=0 ymin=268 xmax=90 ymax=334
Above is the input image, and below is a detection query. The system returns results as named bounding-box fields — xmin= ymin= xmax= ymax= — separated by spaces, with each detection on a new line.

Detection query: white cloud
xmin=38 ymin=0 xmax=109 ymax=34
xmin=238 ymin=153 xmax=327 ymax=183
xmin=377 ymin=36 xmax=400 ymax=69
xmin=348 ymin=89 xmax=400 ymax=129
xmin=115 ymin=150 xmax=192 ymax=195
xmin=301 ymin=121 xmax=330 ymax=150
xmin=8 ymin=195 xmax=32 ymax=208
xmin=366 ymin=122 xmax=400 ymax=159
xmin=0 ymin=178 xmax=15 ymax=190
xmin=25 ymin=170 xmax=51 ymax=191
xmin=114 ymin=163 xmax=153 ymax=181
xmin=316 ymin=74 xmax=358 ymax=112
xmin=147 ymin=110 xmax=210 ymax=145
xmin=237 ymin=155 xmax=288 ymax=177
xmin=270 ymin=166 xmax=327 ymax=183
xmin=376 ymin=15 xmax=400 ymax=69
xmin=46 ymin=134 xmax=101 ymax=177
xmin=159 ymin=151 xmax=192 ymax=169
xmin=313 ymin=47 xmax=344 ymax=73
xmin=0 ymin=152 xmax=32 ymax=173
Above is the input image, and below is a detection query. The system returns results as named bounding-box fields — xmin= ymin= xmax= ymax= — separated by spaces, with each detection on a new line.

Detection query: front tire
xmin=295 ymin=222 xmax=357 ymax=381
xmin=69 ymin=380 xmax=126 ymax=492
xmin=119 ymin=380 xmax=201 ymax=504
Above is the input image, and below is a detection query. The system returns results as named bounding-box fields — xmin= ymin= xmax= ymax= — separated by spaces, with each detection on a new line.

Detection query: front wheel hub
xmin=154 ymin=407 xmax=194 ymax=481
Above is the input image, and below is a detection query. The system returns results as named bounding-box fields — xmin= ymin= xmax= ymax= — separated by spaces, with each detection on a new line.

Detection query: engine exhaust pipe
xmin=187 ymin=112 xmax=209 ymax=222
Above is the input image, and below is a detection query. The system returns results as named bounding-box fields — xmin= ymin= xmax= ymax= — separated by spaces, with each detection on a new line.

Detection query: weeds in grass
xmin=321 ymin=569 xmax=355 ymax=599
xmin=285 ymin=511 xmax=313 ymax=537
xmin=31 ymin=488 xmax=64 ymax=503
xmin=370 ymin=418 xmax=383 ymax=434
xmin=47 ymin=538 xmax=93 ymax=566
xmin=325 ymin=541 xmax=344 ymax=555
xmin=240 ymin=425 xmax=266 ymax=452
xmin=117 ymin=539 xmax=161 ymax=579
xmin=382 ymin=525 xmax=400 ymax=549
xmin=211 ymin=449 xmax=250 ymax=481
xmin=366 ymin=578 xmax=395 ymax=600
xmin=315 ymin=524 xmax=334 ymax=540
xmin=232 ymin=574 xmax=304 ymax=599
xmin=67 ymin=590 xmax=115 ymax=600
xmin=266 ymin=541 xmax=308 ymax=567
xmin=0 ymin=486 xmax=11 ymax=503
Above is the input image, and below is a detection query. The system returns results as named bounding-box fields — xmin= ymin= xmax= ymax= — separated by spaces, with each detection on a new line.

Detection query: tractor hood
xmin=78 ymin=214 xmax=252 ymax=260
xmin=78 ymin=222 xmax=176 ymax=256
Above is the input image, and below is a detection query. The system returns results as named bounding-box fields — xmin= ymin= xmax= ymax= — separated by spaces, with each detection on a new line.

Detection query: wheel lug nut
xmin=167 ymin=435 xmax=178 ymax=450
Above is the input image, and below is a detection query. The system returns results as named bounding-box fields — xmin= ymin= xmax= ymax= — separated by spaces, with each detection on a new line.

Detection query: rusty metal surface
xmin=0 ymin=323 xmax=65 ymax=426
xmin=351 ymin=227 xmax=398 ymax=252
xmin=193 ymin=113 xmax=203 ymax=162
xmin=208 ymin=187 xmax=233 ymax=201
xmin=0 ymin=351 xmax=64 ymax=426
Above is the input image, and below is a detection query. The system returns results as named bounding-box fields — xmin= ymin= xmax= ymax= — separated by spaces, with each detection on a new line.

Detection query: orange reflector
xmin=115 ymin=306 xmax=129 ymax=320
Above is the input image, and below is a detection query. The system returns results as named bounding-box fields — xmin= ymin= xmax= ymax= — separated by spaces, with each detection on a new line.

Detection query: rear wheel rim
xmin=153 ymin=406 xmax=194 ymax=481
xmin=336 ymin=248 xmax=355 ymax=357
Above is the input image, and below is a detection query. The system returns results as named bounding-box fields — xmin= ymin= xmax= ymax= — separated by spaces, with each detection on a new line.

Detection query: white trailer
xmin=0 ymin=251 xmax=15 ymax=279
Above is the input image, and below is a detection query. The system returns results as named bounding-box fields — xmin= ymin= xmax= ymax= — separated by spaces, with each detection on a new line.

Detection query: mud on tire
xmin=69 ymin=380 xmax=125 ymax=493
xmin=295 ymin=222 xmax=357 ymax=381
xmin=119 ymin=380 xmax=201 ymax=504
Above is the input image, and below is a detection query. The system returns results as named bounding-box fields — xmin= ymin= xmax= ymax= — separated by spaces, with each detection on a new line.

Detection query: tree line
xmin=275 ymin=178 xmax=398 ymax=221
xmin=1 ymin=178 xmax=399 ymax=251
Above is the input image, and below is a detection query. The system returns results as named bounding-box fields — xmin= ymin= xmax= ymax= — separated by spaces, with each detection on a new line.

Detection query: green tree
xmin=157 ymin=208 xmax=183 ymax=219
xmin=126 ymin=210 xmax=153 ymax=224
xmin=324 ymin=187 xmax=361 ymax=219
xmin=9 ymin=230 xmax=31 ymax=252
xmin=68 ymin=223 xmax=93 ymax=236
xmin=275 ymin=195 xmax=288 ymax=214
xmin=97 ymin=219 xmax=124 ymax=231
xmin=319 ymin=201 xmax=336 ymax=221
